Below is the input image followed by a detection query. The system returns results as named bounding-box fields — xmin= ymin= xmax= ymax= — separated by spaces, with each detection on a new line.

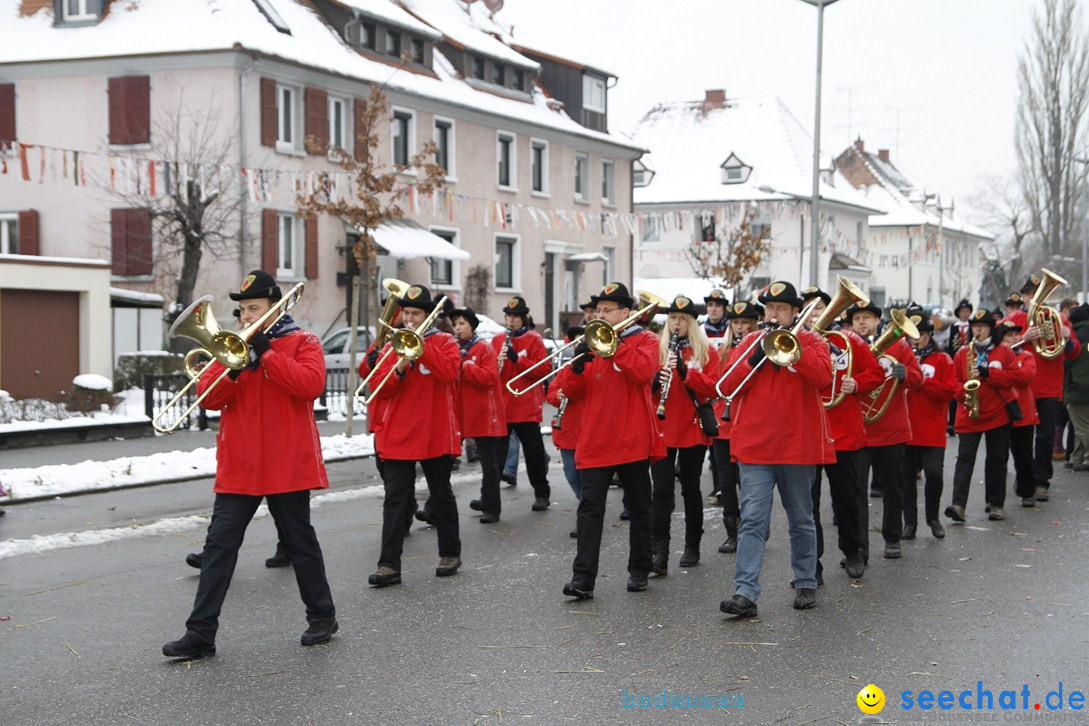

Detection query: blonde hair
xmin=659 ymin=315 xmax=710 ymax=368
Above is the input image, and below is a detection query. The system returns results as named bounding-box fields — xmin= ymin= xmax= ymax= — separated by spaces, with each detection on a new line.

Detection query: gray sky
xmin=498 ymin=0 xmax=1037 ymax=221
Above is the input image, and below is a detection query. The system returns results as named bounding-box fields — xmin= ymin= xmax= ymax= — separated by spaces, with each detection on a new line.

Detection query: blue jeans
xmin=560 ymin=448 xmax=581 ymax=500
xmin=733 ymin=463 xmax=818 ymax=602
xmin=503 ymin=431 xmax=521 ymax=478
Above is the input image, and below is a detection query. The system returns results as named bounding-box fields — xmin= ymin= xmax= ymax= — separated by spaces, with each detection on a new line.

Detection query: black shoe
xmin=626 ymin=573 xmax=648 ymax=592
xmin=793 ymin=588 xmax=816 ymax=610
xmin=902 ymin=522 xmax=917 ymax=540
xmin=718 ymin=537 xmax=737 ymax=554
xmin=532 ymin=497 xmax=550 ymax=511
xmin=569 ymin=529 xmax=578 ymax=538
xmin=1021 ymin=497 xmax=1036 ymax=508
xmin=300 ymin=619 xmax=338 ymax=646
xmin=436 ymin=556 xmax=461 ymax=577
xmin=1074 ymin=463 xmax=1089 ymax=472
xmin=679 ymin=547 xmax=699 ymax=567
xmin=884 ymin=541 xmax=902 ymax=559
xmin=651 ymin=552 xmax=668 ymax=575
xmin=619 ymin=507 xmax=630 ymax=521
xmin=844 ymin=552 xmax=865 ymax=578
xmin=928 ymin=519 xmax=946 ymax=539
xmin=162 ymin=633 xmax=216 ymax=659
xmin=719 ymin=594 xmax=757 ymax=617
xmin=368 ymin=567 xmax=401 ymax=587
xmin=563 ymin=581 xmax=594 ymax=600
xmin=414 ymin=508 xmax=434 ymax=526
xmin=185 ymin=552 xmax=202 ymax=569
xmin=265 ymin=548 xmax=291 ymax=568
xmin=500 ymin=472 xmax=517 ymax=487
xmin=870 ymin=488 xmax=883 ymax=498
xmin=945 ymin=504 xmax=966 ymax=522
xmin=480 ymin=512 xmax=499 ymax=524
xmin=469 ymin=499 xmax=483 ymax=512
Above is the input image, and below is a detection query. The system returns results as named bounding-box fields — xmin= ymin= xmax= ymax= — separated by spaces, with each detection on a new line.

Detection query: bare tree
xmin=686 ymin=204 xmax=772 ymax=290
xmin=968 ymin=172 xmax=1033 ymax=286
xmin=1015 ymin=0 xmax=1089 ymax=265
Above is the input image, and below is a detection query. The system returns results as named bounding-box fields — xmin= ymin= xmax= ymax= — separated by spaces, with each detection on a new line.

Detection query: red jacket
xmin=711 ymin=339 xmax=740 ymax=440
xmin=953 ymin=342 xmax=1019 ymax=433
xmin=1004 ymin=310 xmax=1081 ymax=399
xmin=863 ymin=338 xmax=924 ymax=447
xmin=360 ymin=339 xmax=388 ymax=435
xmin=494 ymin=329 xmax=549 ymax=423
xmin=1011 ymin=347 xmax=1039 ymax=428
xmin=554 ymin=327 xmax=664 ymax=468
xmin=372 ymin=329 xmax=462 ymax=460
xmin=546 ymin=380 xmax=582 ymax=450
xmin=455 ymin=337 xmax=505 ymax=438
xmin=906 ymin=348 xmax=958 ymax=448
xmin=198 ymin=330 xmax=328 ymax=496
xmin=655 ymin=342 xmax=721 ymax=449
xmin=823 ymin=329 xmax=885 ymax=452
xmin=720 ymin=328 xmax=835 ymax=465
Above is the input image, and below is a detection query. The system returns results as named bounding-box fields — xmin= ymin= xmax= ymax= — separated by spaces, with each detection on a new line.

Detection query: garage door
xmin=0 ymin=289 xmax=80 ymax=398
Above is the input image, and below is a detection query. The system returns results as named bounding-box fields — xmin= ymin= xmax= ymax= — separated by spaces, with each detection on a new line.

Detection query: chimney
xmin=702 ymin=89 xmax=726 ymax=115
xmin=854 ymin=137 xmax=864 ymax=152
xmin=878 ymin=149 xmax=890 ymax=163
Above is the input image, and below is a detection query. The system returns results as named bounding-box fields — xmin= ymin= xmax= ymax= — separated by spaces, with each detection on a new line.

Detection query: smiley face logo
xmin=856 ymin=684 xmax=885 ymax=715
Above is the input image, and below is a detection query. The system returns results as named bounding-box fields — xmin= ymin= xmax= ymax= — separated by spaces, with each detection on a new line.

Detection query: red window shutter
xmin=17 ymin=209 xmax=39 ymax=255
xmin=353 ymin=98 xmax=368 ymax=161
xmin=108 ymin=78 xmax=127 ymax=145
xmin=304 ymin=87 xmax=328 ymax=154
xmin=126 ymin=76 xmax=150 ymax=144
xmin=111 ymin=208 xmax=128 ymax=274
xmin=127 ymin=208 xmax=153 ymax=275
xmin=262 ymin=209 xmax=278 ymax=271
xmin=0 ymin=83 xmax=15 ymax=146
xmin=305 ymin=216 xmax=318 ymax=279
xmin=260 ymin=78 xmax=277 ymax=148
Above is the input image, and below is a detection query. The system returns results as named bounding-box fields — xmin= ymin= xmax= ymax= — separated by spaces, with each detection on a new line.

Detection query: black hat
xmin=757 ymin=280 xmax=803 ymax=308
xmin=566 ymin=325 xmax=585 ymax=341
xmin=1020 ymin=274 xmax=1042 ymax=294
xmin=229 ymin=270 xmax=282 ymax=301
xmin=993 ymin=321 xmax=1023 ymax=338
xmin=801 ymin=285 xmax=831 ymax=305
xmin=704 ymin=288 xmax=730 ymax=306
xmin=1070 ymin=303 xmax=1089 ymax=325
xmin=596 ymin=281 xmax=634 ymax=308
xmin=665 ymin=294 xmax=699 ymax=318
xmin=954 ymin=298 xmax=972 ymax=314
xmin=398 ymin=284 xmax=439 ymax=312
xmin=501 ymin=295 xmax=530 ymax=316
xmin=726 ymin=300 xmax=760 ymax=320
xmin=905 ymin=309 xmax=932 ymax=333
xmin=439 ymin=298 xmax=456 ymax=317
xmin=969 ymin=308 xmax=998 ymax=327
xmin=450 ymin=306 xmax=480 ymax=330
xmin=1005 ymin=291 xmax=1024 ymax=307
xmin=845 ymin=301 xmax=883 ymax=322
xmin=579 ymin=295 xmax=597 ymax=311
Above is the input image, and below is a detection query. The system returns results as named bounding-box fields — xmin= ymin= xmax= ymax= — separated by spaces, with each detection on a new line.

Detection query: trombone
xmin=354 ymin=295 xmax=449 ymax=404
xmin=151 ymin=283 xmax=305 ymax=434
xmin=505 ymin=290 xmax=666 ymax=396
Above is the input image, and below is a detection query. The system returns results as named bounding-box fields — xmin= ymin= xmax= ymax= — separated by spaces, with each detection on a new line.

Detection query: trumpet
xmin=152 ymin=283 xmax=305 ymax=433
xmin=354 ymin=295 xmax=449 ymax=404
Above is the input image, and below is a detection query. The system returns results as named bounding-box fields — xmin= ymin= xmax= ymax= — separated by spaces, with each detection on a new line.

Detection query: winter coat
xmin=493 ymin=329 xmax=549 ymax=423
xmin=1004 ymin=310 xmax=1082 ymax=400
xmin=863 ymin=338 xmax=924 ymax=447
xmin=1063 ymin=320 xmax=1089 ymax=405
xmin=906 ymin=349 xmax=958 ymax=448
xmin=823 ymin=329 xmax=885 ymax=452
xmin=652 ymin=342 xmax=721 ymax=449
xmin=1011 ymin=348 xmax=1039 ymax=428
xmin=455 ymin=337 xmax=506 ymax=438
xmin=953 ymin=342 xmax=1018 ymax=433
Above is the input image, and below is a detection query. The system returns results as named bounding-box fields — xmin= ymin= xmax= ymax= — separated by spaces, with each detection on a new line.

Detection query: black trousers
xmin=1034 ymin=397 xmax=1060 ymax=488
xmin=495 ymin=421 xmax=551 ymax=499
xmin=812 ymin=448 xmax=864 ymax=570
xmin=572 ymin=460 xmax=653 ymax=586
xmin=903 ymin=445 xmax=945 ymax=524
xmin=379 ymin=457 xmax=460 ymax=571
xmin=650 ymin=445 xmax=707 ymax=551
xmin=866 ymin=443 xmax=906 ymax=544
xmin=186 ymin=491 xmax=335 ymax=642
xmin=711 ymin=439 xmax=740 ymax=518
xmin=474 ymin=436 xmax=503 ymax=516
xmin=1009 ymin=425 xmax=1036 ymax=499
xmin=952 ymin=424 xmax=1012 ymax=509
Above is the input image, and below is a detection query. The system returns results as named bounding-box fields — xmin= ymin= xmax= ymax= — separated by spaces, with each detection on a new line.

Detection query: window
xmin=870 ymin=286 xmax=887 ymax=309
xmin=497 ymin=131 xmax=516 ymax=189
xmin=0 ymin=213 xmax=17 ymax=254
xmin=277 ymin=213 xmax=299 ymax=277
xmin=328 ymin=96 xmax=348 ymax=152
xmin=513 ymin=69 xmax=525 ymax=91
xmin=583 ymin=74 xmax=606 ymax=113
xmin=601 ymin=158 xmax=615 ymax=205
xmin=433 ymin=117 xmax=454 ymax=176
xmin=495 ymin=235 xmax=517 ymax=289
xmin=531 ymin=139 xmax=548 ymax=194
xmin=110 ymin=208 xmax=152 ymax=276
xmin=361 ymin=21 xmax=376 ymax=50
xmin=719 ymin=153 xmax=752 ymax=184
xmin=602 ymin=246 xmax=615 ymax=285
xmin=472 ymin=56 xmax=485 ymax=80
xmin=386 ymin=30 xmax=401 ymax=58
xmin=641 ymin=216 xmax=660 ymax=243
xmin=392 ymin=109 xmax=413 ymax=166
xmin=251 ymin=0 xmax=290 ymax=34
xmin=574 ymin=152 xmax=589 ymax=201
xmin=108 ymin=76 xmax=150 ymax=146
xmin=429 ymin=228 xmax=458 ymax=286
xmin=63 ymin=0 xmax=96 ymax=21
xmin=411 ymin=37 xmax=425 ymax=64
xmin=492 ymin=63 xmax=506 ymax=86
xmin=277 ymin=83 xmax=297 ymax=149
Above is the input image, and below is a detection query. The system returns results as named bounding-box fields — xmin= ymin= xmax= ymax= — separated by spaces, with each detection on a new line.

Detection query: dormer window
xmin=361 ymin=21 xmax=376 ymax=50
xmin=583 ymin=74 xmax=606 ymax=113
xmin=513 ymin=69 xmax=525 ymax=91
xmin=411 ymin=37 xmax=425 ymax=64
xmin=63 ymin=0 xmax=95 ymax=20
xmin=720 ymin=153 xmax=752 ymax=184
xmin=472 ymin=56 xmax=485 ymax=80
xmin=386 ymin=30 xmax=401 ymax=58
xmin=493 ymin=64 xmax=506 ymax=86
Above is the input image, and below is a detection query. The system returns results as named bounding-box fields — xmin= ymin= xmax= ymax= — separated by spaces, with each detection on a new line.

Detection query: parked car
xmin=321 ymin=327 xmax=374 ymax=369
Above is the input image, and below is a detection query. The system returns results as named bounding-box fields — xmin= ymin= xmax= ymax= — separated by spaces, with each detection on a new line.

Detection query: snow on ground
xmin=0 ymin=388 xmax=146 ymax=432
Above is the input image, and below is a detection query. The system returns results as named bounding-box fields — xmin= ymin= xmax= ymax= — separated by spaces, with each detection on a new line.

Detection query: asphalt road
xmin=2 ymin=436 xmax=1089 ymax=725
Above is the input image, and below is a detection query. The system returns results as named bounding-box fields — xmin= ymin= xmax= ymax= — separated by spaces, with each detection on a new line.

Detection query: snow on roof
xmin=398 ymin=0 xmax=538 ymax=70
xmin=0 ymin=0 xmax=637 ymax=152
xmin=630 ymin=96 xmax=883 ymax=215
xmin=334 ymin=0 xmax=441 ymax=39
xmin=110 ymin=287 xmax=164 ymax=304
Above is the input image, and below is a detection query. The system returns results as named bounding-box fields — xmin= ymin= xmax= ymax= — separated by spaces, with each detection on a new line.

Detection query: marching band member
xmin=163 ymin=271 xmax=336 ymax=658
xmin=703 ymin=288 xmax=730 ymax=339
xmin=492 ymin=296 xmax=552 ymax=512
xmin=903 ymin=310 xmax=958 ymax=540
xmin=946 ymin=299 xmax=974 ymax=434
xmin=557 ymin=282 xmax=664 ymax=600
xmin=850 ymin=302 xmax=923 ymax=560
xmin=367 ymin=285 xmax=462 ymax=587
xmin=451 ymin=307 xmax=506 ymax=524
xmin=719 ymin=282 xmax=833 ymax=618
xmin=547 ymin=323 xmax=587 ymax=538
xmin=946 ymin=309 xmax=1019 ymax=523
xmin=804 ymin=287 xmax=883 ymax=581
xmin=1000 ymin=322 xmax=1039 ymax=508
xmin=713 ymin=301 xmax=760 ymax=553
xmin=650 ymin=295 xmax=721 ymax=574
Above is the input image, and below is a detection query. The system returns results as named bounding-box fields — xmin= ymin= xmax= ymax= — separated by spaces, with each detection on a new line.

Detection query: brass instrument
xmin=374 ymin=278 xmax=410 ymax=349
xmin=810 ymin=277 xmax=870 ymax=410
xmin=656 ymin=331 xmax=682 ymax=419
xmin=152 ymin=283 xmax=305 ymax=433
xmin=963 ymin=339 xmax=981 ymax=419
xmin=860 ymin=309 xmax=920 ymax=424
xmin=506 ymin=290 xmax=667 ymax=396
xmin=354 ymin=295 xmax=450 ymax=404
xmin=1028 ymin=268 xmax=1068 ymax=360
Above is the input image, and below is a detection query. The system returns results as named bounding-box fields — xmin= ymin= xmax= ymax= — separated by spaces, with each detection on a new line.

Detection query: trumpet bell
xmin=763 ymin=328 xmax=802 ymax=367
xmin=168 ymin=296 xmax=249 ymax=371
xmin=390 ymin=328 xmax=425 ymax=361
xmin=584 ymin=319 xmax=619 ymax=358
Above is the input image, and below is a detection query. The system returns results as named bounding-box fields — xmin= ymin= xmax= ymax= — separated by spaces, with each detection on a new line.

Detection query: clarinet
xmin=497 ymin=327 xmax=514 ymax=377
xmin=553 ymin=397 xmax=570 ymax=430
xmin=656 ymin=332 xmax=681 ymax=419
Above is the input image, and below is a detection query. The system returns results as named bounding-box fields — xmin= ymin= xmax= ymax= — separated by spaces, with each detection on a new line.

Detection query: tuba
xmin=374 ymin=278 xmax=410 ymax=349
xmin=860 ymin=309 xmax=920 ymax=424
xmin=810 ymin=277 xmax=870 ymax=409
xmin=1028 ymin=268 xmax=1067 ymax=360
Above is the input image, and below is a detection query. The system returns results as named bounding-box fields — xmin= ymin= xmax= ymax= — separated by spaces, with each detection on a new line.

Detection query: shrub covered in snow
xmin=114 ymin=351 xmax=183 ymax=392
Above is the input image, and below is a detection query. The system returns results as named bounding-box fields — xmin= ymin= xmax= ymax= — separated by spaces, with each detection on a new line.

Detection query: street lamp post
xmin=1076 ymin=158 xmax=1089 ymax=304
xmin=799 ymin=0 xmax=842 ymax=288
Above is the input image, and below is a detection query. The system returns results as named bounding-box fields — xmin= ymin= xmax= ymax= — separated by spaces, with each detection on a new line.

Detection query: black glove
xmin=460 ymin=346 xmax=469 ymax=358
xmin=573 ymin=342 xmax=592 ymax=359
xmin=506 ymin=345 xmax=518 ymax=363
xmin=249 ymin=332 xmax=271 ymax=360
xmin=228 ymin=367 xmax=243 ymax=380
xmin=747 ymin=345 xmax=766 ymax=368
xmin=570 ymin=356 xmax=587 ymax=375
xmin=366 ymin=348 xmax=380 ymax=370
xmin=889 ymin=363 xmax=906 ymax=383
xmin=977 ymin=365 xmax=990 ymax=379
xmin=570 ymin=342 xmax=591 ymax=375
xmin=675 ymin=354 xmax=688 ymax=380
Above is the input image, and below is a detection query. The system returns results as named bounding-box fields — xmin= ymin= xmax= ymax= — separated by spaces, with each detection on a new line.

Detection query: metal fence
xmin=320 ymin=367 xmax=361 ymax=419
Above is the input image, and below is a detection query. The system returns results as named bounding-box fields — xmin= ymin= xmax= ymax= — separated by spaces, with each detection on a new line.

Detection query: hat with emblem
xmin=229 ymin=270 xmax=283 ymax=301
xmin=969 ymin=307 xmax=998 ymax=328
xmin=905 ymin=307 xmax=932 ymax=333
xmin=726 ymin=300 xmax=760 ymax=320
xmin=954 ymin=298 xmax=973 ymax=314
xmin=801 ymin=285 xmax=831 ymax=305
xmin=398 ymin=284 xmax=439 ymax=313
xmin=665 ymin=294 xmax=699 ymax=318
xmin=758 ymin=280 xmax=804 ymax=308
xmin=1004 ymin=291 xmax=1024 ymax=307
xmin=596 ymin=281 xmax=635 ymax=308
xmin=992 ymin=321 xmax=1023 ymax=340
xmin=1020 ymin=274 xmax=1042 ymax=294
xmin=579 ymin=295 xmax=598 ymax=311
xmin=703 ymin=288 xmax=730 ymax=306
xmin=844 ymin=301 xmax=884 ymax=322
xmin=502 ymin=295 xmax=530 ymax=316
xmin=450 ymin=306 xmax=480 ymax=331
